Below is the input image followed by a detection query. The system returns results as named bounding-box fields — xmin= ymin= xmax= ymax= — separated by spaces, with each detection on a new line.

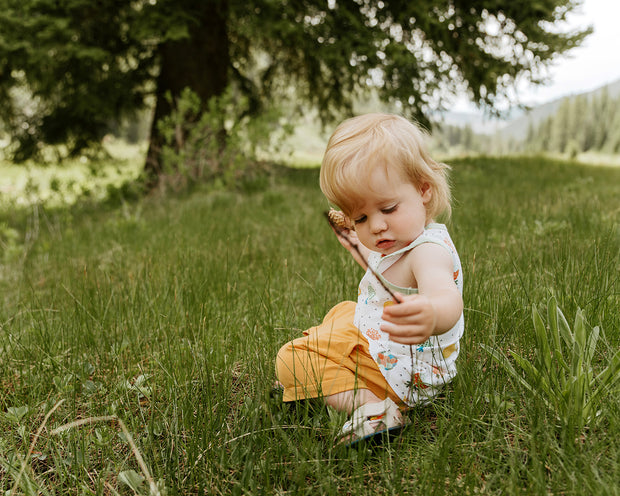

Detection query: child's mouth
xmin=376 ymin=239 xmax=395 ymax=250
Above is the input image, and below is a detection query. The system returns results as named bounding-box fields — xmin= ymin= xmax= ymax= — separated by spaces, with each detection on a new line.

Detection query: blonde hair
xmin=319 ymin=113 xmax=451 ymax=221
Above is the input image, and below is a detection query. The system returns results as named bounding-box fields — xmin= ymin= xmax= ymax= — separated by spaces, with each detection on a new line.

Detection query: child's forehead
xmin=371 ymin=167 xmax=410 ymax=193
xmin=355 ymin=161 xmax=411 ymax=188
xmin=342 ymin=164 xmax=413 ymax=210
xmin=348 ymin=192 xmax=396 ymax=215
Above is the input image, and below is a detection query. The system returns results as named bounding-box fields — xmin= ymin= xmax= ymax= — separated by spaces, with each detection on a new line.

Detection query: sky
xmin=453 ymin=0 xmax=620 ymax=112
xmin=521 ymin=0 xmax=620 ymax=103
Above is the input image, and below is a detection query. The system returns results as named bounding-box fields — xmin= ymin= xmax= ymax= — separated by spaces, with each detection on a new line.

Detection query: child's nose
xmin=370 ymin=215 xmax=387 ymax=233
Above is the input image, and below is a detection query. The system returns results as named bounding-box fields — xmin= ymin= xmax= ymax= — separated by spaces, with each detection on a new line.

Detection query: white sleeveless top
xmin=353 ymin=223 xmax=464 ymax=406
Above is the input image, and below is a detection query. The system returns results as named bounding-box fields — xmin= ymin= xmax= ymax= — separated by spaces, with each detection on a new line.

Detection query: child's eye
xmin=354 ymin=215 xmax=367 ymax=224
xmin=381 ymin=204 xmax=398 ymax=214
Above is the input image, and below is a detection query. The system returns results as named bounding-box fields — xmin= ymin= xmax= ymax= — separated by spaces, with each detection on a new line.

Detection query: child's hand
xmin=380 ymin=293 xmax=437 ymax=345
xmin=327 ymin=210 xmax=358 ymax=250
xmin=326 ymin=209 xmax=372 ymax=270
xmin=333 ymin=226 xmax=358 ymax=250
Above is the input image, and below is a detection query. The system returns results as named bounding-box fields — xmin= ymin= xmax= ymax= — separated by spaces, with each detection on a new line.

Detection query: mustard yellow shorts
xmin=275 ymin=301 xmax=401 ymax=405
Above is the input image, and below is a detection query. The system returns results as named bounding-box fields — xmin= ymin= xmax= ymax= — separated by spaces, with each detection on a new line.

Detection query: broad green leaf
xmin=575 ymin=373 xmax=587 ymax=418
xmin=557 ymin=306 xmax=573 ymax=349
xmin=5 ymin=405 xmax=29 ymax=423
xmin=118 ymin=469 xmax=145 ymax=492
xmin=571 ymin=312 xmax=586 ymax=378
xmin=511 ymin=352 xmax=555 ymax=399
xmin=574 ymin=309 xmax=587 ymax=351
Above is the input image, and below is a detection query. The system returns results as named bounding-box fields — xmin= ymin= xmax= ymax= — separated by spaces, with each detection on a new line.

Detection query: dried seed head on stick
xmin=327 ymin=208 xmax=352 ymax=230
xmin=324 ymin=211 xmax=401 ymax=303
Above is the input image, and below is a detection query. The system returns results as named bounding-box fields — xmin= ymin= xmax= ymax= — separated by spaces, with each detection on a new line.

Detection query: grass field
xmin=0 ymin=156 xmax=618 ymax=495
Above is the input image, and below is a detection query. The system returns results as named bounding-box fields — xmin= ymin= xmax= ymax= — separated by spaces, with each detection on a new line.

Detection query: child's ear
xmin=420 ymin=182 xmax=432 ymax=203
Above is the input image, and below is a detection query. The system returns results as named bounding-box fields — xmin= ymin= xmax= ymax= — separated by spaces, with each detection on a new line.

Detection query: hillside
xmin=439 ymin=78 xmax=620 ymax=139
xmin=500 ymin=78 xmax=620 ymax=140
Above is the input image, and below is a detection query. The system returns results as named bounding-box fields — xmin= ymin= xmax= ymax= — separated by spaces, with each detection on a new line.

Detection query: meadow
xmin=0 ymin=155 xmax=618 ymax=494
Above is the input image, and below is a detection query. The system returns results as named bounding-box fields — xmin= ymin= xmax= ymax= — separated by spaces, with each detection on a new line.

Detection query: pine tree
xmin=0 ymin=0 xmax=593 ymax=177
xmin=602 ymin=98 xmax=620 ymax=153
xmin=548 ymin=99 xmax=571 ymax=152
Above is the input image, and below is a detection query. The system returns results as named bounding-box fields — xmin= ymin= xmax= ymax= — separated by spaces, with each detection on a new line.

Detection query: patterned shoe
xmin=337 ymin=398 xmax=409 ymax=448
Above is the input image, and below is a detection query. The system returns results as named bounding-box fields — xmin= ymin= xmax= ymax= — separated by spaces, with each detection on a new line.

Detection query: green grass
xmin=0 ymin=156 xmax=618 ymax=494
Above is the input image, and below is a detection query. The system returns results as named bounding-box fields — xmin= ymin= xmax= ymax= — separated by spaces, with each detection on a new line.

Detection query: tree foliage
xmin=0 ymin=0 xmax=590 ymax=173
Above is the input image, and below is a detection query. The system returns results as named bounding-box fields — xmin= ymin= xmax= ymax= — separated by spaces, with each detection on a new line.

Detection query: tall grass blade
xmin=584 ymin=326 xmax=601 ymax=367
xmin=532 ymin=305 xmax=552 ymax=373
xmin=547 ymin=297 xmax=562 ymax=353
xmin=587 ymin=350 xmax=620 ymax=412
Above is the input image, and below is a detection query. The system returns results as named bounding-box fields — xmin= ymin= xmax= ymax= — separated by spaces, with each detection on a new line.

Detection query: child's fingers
xmin=334 ymin=229 xmax=354 ymax=248
xmin=383 ymin=294 xmax=423 ymax=318
xmin=381 ymin=318 xmax=426 ymax=335
xmin=381 ymin=294 xmax=436 ymax=343
xmin=380 ymin=322 xmax=428 ymax=344
xmin=389 ymin=335 xmax=425 ymax=345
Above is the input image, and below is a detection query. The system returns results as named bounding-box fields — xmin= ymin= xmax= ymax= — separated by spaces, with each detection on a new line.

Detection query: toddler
xmin=275 ymin=113 xmax=464 ymax=446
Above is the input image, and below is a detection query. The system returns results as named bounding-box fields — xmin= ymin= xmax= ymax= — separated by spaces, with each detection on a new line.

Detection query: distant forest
xmin=109 ymin=86 xmax=620 ymax=161
xmin=432 ymin=87 xmax=620 ymax=157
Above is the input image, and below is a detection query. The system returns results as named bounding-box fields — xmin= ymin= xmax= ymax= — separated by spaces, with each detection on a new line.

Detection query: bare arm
xmin=380 ymin=243 xmax=463 ymax=345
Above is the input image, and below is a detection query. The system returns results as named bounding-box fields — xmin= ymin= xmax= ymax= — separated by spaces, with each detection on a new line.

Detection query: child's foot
xmin=336 ymin=398 xmax=409 ymax=448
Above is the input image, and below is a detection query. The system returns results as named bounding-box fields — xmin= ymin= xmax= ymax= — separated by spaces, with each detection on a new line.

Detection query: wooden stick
xmin=325 ymin=211 xmax=418 ymax=404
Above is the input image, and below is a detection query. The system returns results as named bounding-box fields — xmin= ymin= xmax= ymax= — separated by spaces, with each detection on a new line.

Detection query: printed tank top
xmin=353 ymin=223 xmax=464 ymax=406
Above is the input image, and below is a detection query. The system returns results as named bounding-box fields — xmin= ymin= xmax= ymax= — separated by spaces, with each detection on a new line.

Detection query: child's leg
xmin=275 ymin=301 xmax=402 ymax=411
xmin=277 ymin=333 xmax=380 ymax=412
xmin=324 ymin=388 xmax=383 ymax=413
xmin=276 ymin=301 xmax=365 ymax=402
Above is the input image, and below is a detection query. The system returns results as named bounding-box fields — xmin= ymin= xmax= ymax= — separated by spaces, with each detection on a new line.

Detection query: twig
xmin=223 ymin=425 xmax=317 ymax=446
xmin=105 ymin=481 xmax=122 ymax=496
xmin=50 ymin=415 xmax=117 ymax=434
xmin=10 ymin=399 xmax=65 ymax=496
xmin=51 ymin=415 xmax=161 ymax=496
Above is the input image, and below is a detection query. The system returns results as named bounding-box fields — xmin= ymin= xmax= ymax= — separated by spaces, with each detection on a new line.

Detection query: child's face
xmin=349 ymin=167 xmax=431 ymax=255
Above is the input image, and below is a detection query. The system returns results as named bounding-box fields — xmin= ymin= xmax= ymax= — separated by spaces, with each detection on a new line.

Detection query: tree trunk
xmin=144 ymin=0 xmax=230 ymax=185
